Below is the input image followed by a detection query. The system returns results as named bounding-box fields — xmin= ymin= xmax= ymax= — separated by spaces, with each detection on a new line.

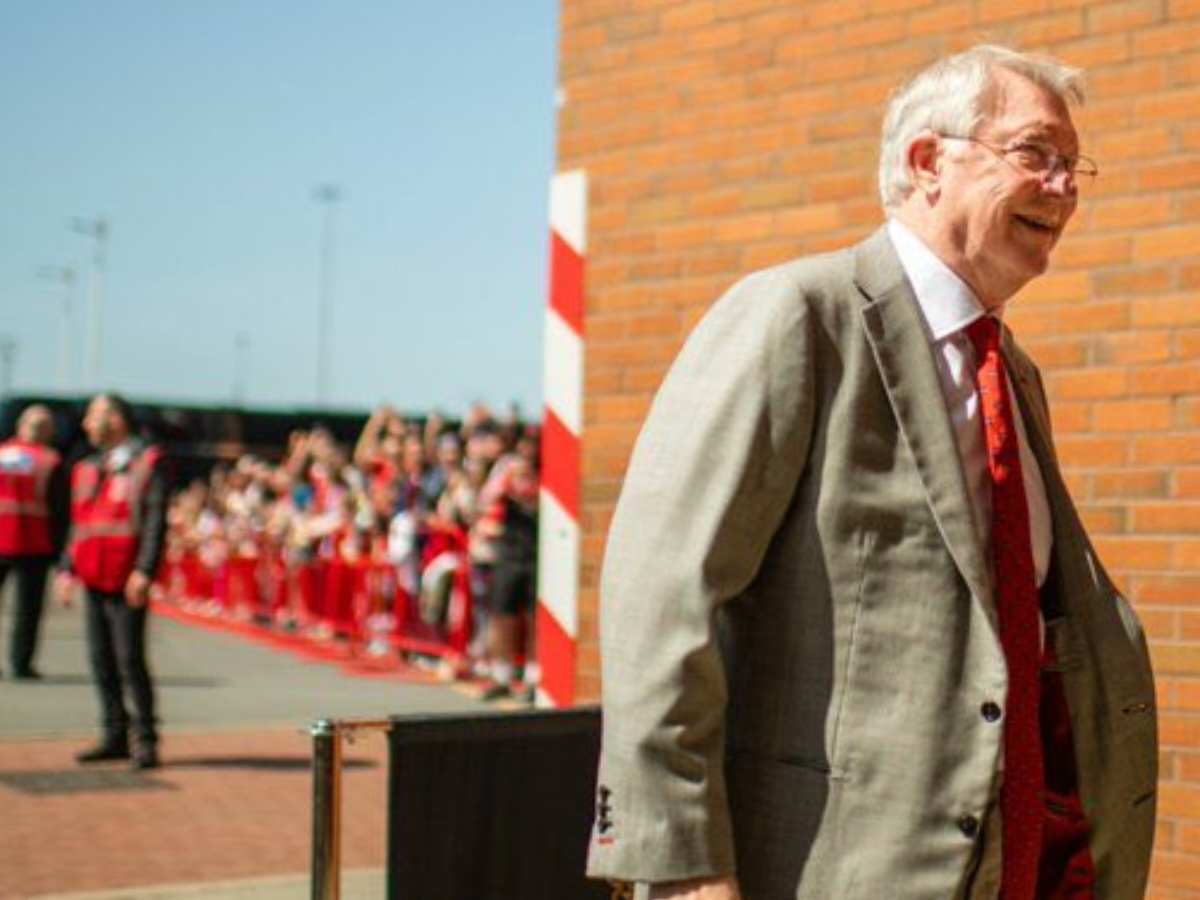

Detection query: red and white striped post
xmin=537 ymin=169 xmax=587 ymax=708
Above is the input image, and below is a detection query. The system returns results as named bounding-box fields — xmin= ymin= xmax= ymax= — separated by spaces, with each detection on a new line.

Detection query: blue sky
xmin=0 ymin=3 xmax=559 ymax=418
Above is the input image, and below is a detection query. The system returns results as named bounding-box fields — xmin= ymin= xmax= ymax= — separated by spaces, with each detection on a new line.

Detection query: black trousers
xmin=83 ymin=589 xmax=157 ymax=746
xmin=0 ymin=556 xmax=51 ymax=676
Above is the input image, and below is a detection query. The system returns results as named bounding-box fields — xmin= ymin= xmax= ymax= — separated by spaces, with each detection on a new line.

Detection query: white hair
xmin=878 ymin=45 xmax=1086 ymax=209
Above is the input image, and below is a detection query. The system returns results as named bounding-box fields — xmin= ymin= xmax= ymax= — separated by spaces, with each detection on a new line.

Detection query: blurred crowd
xmin=161 ymin=403 xmax=541 ymax=700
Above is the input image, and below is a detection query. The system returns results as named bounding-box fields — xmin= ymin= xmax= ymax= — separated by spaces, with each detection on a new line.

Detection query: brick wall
xmin=555 ymin=0 xmax=1199 ymax=893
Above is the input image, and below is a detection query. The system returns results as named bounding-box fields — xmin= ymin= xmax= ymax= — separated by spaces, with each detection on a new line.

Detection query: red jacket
xmin=0 ymin=439 xmax=61 ymax=557
xmin=69 ymin=443 xmax=164 ymax=592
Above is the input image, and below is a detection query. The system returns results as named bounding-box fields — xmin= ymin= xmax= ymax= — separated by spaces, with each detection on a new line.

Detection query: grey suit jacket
xmin=586 ymin=228 xmax=1157 ymax=899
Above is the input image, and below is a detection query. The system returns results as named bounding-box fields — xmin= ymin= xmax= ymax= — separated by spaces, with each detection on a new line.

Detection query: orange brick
xmin=1154 ymin=644 xmax=1200 ymax=676
xmin=1095 ymin=469 xmax=1170 ymax=498
xmin=1053 ymin=33 xmax=1131 ymax=67
xmin=1013 ymin=270 xmax=1090 ymax=305
xmin=1094 ymin=266 xmax=1173 ymax=297
xmin=1130 ymin=363 xmax=1200 ymax=396
xmin=739 ymin=180 xmax=808 ymax=211
xmin=908 ymin=1 xmax=974 ymax=36
xmin=1179 ymin=540 xmax=1200 ymax=571
xmin=776 ymin=204 xmax=844 ymax=236
xmin=1177 ymin=469 xmax=1200 ymax=499
xmin=1096 ymin=536 xmax=1175 ymax=570
xmin=1094 ymin=331 xmax=1172 ymax=365
xmin=1055 ymin=234 xmax=1133 ymax=268
xmin=1094 ymin=398 xmax=1173 ymax=431
xmin=686 ymin=188 xmax=744 ymax=218
xmin=1014 ymin=10 xmax=1084 ymax=43
xmin=1133 ymin=21 xmax=1200 ymax=57
xmin=1132 ymin=504 xmax=1200 ymax=534
xmin=712 ymin=212 xmax=773 ymax=243
xmin=1079 ymin=505 xmax=1126 ymax=534
xmin=1138 ymin=158 xmax=1200 ymax=191
xmin=1135 ymin=86 xmax=1200 ymax=122
xmin=807 ymin=0 xmax=869 ymax=28
xmin=1007 ymin=299 xmax=1129 ymax=337
xmin=840 ymin=13 xmax=906 ymax=46
xmin=1132 ymin=294 xmax=1200 ymax=329
xmin=1024 ymin=337 xmax=1089 ymax=369
xmin=1135 ymin=226 xmax=1200 ymax=263
xmin=1087 ymin=0 xmax=1163 ymax=33
xmin=1057 ymin=435 xmax=1129 ymax=466
xmin=1134 ymin=576 xmax=1200 ymax=605
xmin=660 ymin=1 xmax=716 ymax=31
xmin=978 ymin=0 xmax=1048 ymax=23
xmin=1151 ymin=850 xmax=1200 ymax=891
xmin=1050 ymin=367 xmax=1129 ymax=400
xmin=1090 ymin=194 xmax=1174 ymax=229
xmin=1050 ymin=400 xmax=1092 ymax=433
xmin=1092 ymin=125 xmax=1173 ymax=161
xmin=1135 ymin=435 xmax=1200 ymax=465
xmin=1140 ymin=607 xmax=1181 ymax=639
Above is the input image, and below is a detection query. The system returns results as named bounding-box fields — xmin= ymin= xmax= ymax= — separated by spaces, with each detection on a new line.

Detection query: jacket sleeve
xmin=134 ymin=453 xmax=170 ymax=578
xmin=586 ymin=268 xmax=817 ymax=883
xmin=47 ymin=458 xmax=71 ymax=559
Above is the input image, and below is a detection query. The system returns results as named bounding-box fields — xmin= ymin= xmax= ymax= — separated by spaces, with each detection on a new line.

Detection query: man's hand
xmin=54 ymin=571 xmax=78 ymax=608
xmin=649 ymin=877 xmax=741 ymax=900
xmin=125 ymin=570 xmax=151 ymax=608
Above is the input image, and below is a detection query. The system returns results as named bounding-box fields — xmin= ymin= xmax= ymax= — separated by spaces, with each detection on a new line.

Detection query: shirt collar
xmin=886 ymin=218 xmax=991 ymax=342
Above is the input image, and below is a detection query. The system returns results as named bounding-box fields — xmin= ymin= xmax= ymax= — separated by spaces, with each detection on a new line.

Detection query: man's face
xmin=82 ymin=397 xmax=119 ymax=449
xmin=931 ymin=68 xmax=1079 ymax=307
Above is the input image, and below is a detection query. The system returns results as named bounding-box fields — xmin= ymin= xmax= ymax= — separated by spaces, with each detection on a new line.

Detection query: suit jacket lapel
xmin=854 ymin=227 xmax=994 ymax=611
xmin=1002 ymin=332 xmax=1093 ymax=601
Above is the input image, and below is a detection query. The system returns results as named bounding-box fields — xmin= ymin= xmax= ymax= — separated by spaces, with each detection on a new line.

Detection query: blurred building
xmin=549 ymin=2 xmax=1200 ymax=894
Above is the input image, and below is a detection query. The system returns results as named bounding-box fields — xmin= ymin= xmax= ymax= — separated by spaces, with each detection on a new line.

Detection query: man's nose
xmin=1042 ymin=164 xmax=1077 ymax=196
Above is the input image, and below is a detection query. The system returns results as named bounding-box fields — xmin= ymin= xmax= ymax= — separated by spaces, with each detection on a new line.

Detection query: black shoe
xmin=480 ymin=682 xmax=510 ymax=701
xmin=131 ymin=746 xmax=160 ymax=771
xmin=76 ymin=742 xmax=130 ymax=764
xmin=11 ymin=668 xmax=42 ymax=681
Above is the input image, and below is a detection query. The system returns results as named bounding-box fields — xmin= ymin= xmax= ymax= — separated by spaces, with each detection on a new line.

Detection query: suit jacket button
xmin=981 ymin=701 xmax=1002 ymax=722
xmin=958 ymin=815 xmax=980 ymax=838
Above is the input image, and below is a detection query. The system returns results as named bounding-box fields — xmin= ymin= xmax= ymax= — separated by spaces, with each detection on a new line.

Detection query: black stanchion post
xmin=311 ymin=718 xmax=342 ymax=900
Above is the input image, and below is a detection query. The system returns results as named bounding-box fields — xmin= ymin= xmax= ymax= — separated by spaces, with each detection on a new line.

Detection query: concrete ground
xmin=0 ymin=591 xmax=492 ymax=899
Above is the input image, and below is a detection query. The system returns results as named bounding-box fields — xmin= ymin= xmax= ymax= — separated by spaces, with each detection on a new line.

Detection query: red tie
xmin=966 ymin=315 xmax=1044 ymax=900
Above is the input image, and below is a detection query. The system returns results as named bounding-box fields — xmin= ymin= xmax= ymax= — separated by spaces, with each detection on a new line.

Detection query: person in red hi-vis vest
xmin=56 ymin=394 xmax=169 ymax=771
xmin=0 ymin=404 xmax=68 ymax=680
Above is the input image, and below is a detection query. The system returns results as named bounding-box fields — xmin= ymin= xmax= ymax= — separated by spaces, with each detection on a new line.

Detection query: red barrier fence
xmin=158 ymin=528 xmax=474 ymax=665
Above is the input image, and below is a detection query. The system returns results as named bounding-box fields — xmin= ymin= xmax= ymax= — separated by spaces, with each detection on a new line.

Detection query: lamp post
xmin=0 ymin=336 xmax=17 ymax=398
xmin=37 ymin=264 xmax=77 ymax=392
xmin=313 ymin=185 xmax=340 ymax=409
xmin=233 ymin=331 xmax=251 ymax=407
xmin=70 ymin=216 xmax=109 ymax=391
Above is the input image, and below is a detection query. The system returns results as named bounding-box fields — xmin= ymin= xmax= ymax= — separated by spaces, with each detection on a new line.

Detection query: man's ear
xmin=907 ymin=132 xmax=942 ymax=198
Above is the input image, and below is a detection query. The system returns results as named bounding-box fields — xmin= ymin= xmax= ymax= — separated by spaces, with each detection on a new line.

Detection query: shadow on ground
xmin=165 ymin=754 xmax=377 ymax=771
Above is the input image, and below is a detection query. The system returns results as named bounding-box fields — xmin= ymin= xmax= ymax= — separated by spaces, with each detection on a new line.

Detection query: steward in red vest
xmin=0 ymin=437 xmax=61 ymax=557
xmin=0 ymin=404 xmax=67 ymax=680
xmin=59 ymin=394 xmax=168 ymax=770
xmin=68 ymin=442 xmax=165 ymax=593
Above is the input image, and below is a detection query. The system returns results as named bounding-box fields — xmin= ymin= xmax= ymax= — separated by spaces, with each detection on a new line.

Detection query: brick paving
xmin=0 ymin=595 xmax=497 ymax=898
xmin=0 ymin=728 xmax=389 ymax=899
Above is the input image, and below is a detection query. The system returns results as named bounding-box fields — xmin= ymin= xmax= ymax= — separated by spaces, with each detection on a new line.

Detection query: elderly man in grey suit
xmin=586 ymin=45 xmax=1157 ymax=900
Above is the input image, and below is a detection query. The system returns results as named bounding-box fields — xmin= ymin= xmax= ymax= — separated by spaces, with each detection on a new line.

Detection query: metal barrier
xmin=310 ymin=707 xmax=605 ymax=900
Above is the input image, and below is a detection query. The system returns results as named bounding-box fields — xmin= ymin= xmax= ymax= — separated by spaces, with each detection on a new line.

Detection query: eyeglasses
xmin=940 ymin=134 xmax=1099 ymax=185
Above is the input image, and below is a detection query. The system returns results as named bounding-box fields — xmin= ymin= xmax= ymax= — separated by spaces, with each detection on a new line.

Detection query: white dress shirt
xmin=887 ymin=219 xmax=1053 ymax=588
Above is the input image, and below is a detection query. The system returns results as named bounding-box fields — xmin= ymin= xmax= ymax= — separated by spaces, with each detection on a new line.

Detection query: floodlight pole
xmin=37 ymin=264 xmax=77 ymax=392
xmin=313 ymin=185 xmax=340 ymax=409
xmin=71 ymin=217 xmax=109 ymax=391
